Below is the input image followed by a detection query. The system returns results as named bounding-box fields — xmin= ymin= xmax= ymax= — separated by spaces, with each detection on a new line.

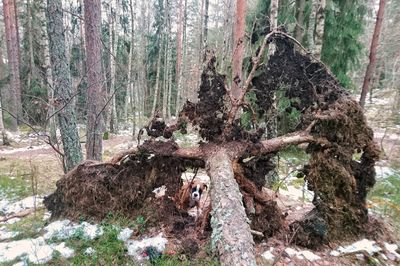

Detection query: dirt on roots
xmin=45 ymin=35 xmax=380 ymax=250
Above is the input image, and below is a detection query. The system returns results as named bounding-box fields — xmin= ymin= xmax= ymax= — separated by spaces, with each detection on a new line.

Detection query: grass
xmin=63 ymin=223 xmax=133 ymax=266
xmin=368 ymin=170 xmax=400 ymax=230
xmin=5 ymin=208 xmax=47 ymax=240
xmin=0 ymin=174 xmax=32 ymax=201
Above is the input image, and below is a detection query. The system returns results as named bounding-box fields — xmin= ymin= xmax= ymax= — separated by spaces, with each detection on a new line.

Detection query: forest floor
xmin=0 ymin=88 xmax=400 ymax=265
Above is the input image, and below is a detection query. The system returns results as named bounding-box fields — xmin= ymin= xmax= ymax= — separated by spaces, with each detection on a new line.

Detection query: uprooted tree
xmin=44 ymin=32 xmax=379 ymax=265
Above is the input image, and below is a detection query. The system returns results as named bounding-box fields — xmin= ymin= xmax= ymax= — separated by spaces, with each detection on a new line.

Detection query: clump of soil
xmin=44 ymin=141 xmax=189 ymax=221
xmin=257 ymin=36 xmax=380 ymax=247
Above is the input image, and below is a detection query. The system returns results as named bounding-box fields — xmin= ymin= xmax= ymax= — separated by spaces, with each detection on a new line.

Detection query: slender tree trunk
xmin=151 ymin=0 xmax=165 ymax=118
xmin=206 ymin=149 xmax=256 ymax=266
xmin=0 ymin=96 xmax=9 ymax=145
xmin=268 ymin=0 xmax=279 ymax=56
xmin=314 ymin=0 xmax=326 ymax=59
xmin=2 ymin=0 xmax=22 ymax=131
xmin=109 ymin=1 xmax=119 ymax=133
xmin=294 ymin=0 xmax=306 ymax=42
xmin=307 ymin=0 xmax=317 ymax=51
xmin=359 ymin=0 xmax=386 ymax=108
xmin=27 ymin=0 xmax=35 ymax=97
xmin=266 ymin=0 xmax=280 ymax=186
xmin=46 ymin=0 xmax=83 ymax=172
xmin=175 ymin=0 xmax=184 ymax=116
xmin=40 ymin=1 xmax=57 ymax=143
xmin=231 ymin=0 xmax=246 ymax=100
xmin=84 ymin=0 xmax=103 ymax=161
xmin=0 ymin=49 xmax=10 ymax=145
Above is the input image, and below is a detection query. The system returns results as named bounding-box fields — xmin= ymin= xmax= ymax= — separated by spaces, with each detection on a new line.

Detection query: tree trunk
xmin=0 ymin=95 xmax=9 ymax=145
xmin=40 ymin=1 xmax=57 ymax=144
xmin=151 ymin=0 xmax=165 ymax=118
xmin=307 ymin=0 xmax=317 ymax=52
xmin=314 ymin=0 xmax=326 ymax=59
xmin=175 ymin=0 xmax=184 ymax=116
xmin=0 ymin=48 xmax=10 ymax=145
xmin=109 ymin=2 xmax=119 ymax=133
xmin=231 ymin=0 xmax=246 ymax=100
xmin=206 ymin=149 xmax=256 ymax=266
xmin=294 ymin=0 xmax=306 ymax=42
xmin=84 ymin=0 xmax=104 ymax=161
xmin=359 ymin=0 xmax=386 ymax=108
xmin=46 ymin=0 xmax=83 ymax=172
xmin=266 ymin=0 xmax=280 ymax=185
xmin=268 ymin=0 xmax=279 ymax=56
xmin=2 ymin=0 xmax=22 ymax=131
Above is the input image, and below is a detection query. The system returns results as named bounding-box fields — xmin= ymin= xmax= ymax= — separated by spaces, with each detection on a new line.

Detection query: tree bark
xmin=206 ymin=149 xmax=256 ymax=266
xmin=314 ymin=0 xmax=326 ymax=59
xmin=231 ymin=0 xmax=246 ymax=101
xmin=84 ymin=0 xmax=104 ymax=161
xmin=109 ymin=1 xmax=119 ymax=133
xmin=307 ymin=0 xmax=317 ymax=52
xmin=175 ymin=0 xmax=184 ymax=116
xmin=2 ymin=0 xmax=22 ymax=131
xmin=359 ymin=0 xmax=386 ymax=108
xmin=268 ymin=0 xmax=279 ymax=56
xmin=294 ymin=0 xmax=306 ymax=42
xmin=46 ymin=0 xmax=83 ymax=172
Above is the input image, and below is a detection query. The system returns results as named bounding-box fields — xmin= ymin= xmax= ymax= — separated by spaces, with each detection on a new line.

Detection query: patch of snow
xmin=126 ymin=233 xmax=168 ymax=262
xmin=261 ymin=247 xmax=274 ymax=262
xmin=1 ymin=196 xmax=44 ymax=216
xmin=0 ymin=144 xmax=49 ymax=155
xmin=52 ymin=242 xmax=74 ymax=258
xmin=284 ymin=247 xmax=298 ymax=257
xmin=5 ymin=218 xmax=21 ymax=225
xmin=300 ymin=250 xmax=321 ymax=261
xmin=84 ymin=247 xmax=96 ymax=255
xmin=118 ymin=228 xmax=133 ymax=241
xmin=152 ymin=185 xmax=167 ymax=198
xmin=375 ymin=166 xmax=395 ymax=179
xmin=42 ymin=212 xmax=51 ymax=221
xmin=0 ymin=237 xmax=73 ymax=264
xmin=384 ymin=242 xmax=400 ymax=259
xmin=285 ymin=247 xmax=321 ymax=261
xmin=0 ymin=227 xmax=19 ymax=240
xmin=331 ymin=239 xmax=382 ymax=256
xmin=44 ymin=220 xmax=103 ymax=240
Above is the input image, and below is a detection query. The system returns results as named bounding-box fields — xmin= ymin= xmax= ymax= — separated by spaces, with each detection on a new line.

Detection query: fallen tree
xmin=44 ymin=32 xmax=379 ymax=265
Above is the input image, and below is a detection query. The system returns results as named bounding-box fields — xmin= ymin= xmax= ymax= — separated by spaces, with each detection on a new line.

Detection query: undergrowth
xmin=368 ymin=170 xmax=400 ymax=230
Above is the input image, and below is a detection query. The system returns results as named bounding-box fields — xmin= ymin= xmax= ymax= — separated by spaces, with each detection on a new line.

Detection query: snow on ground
xmin=1 ymin=196 xmax=44 ymax=216
xmin=0 ymin=217 xmax=169 ymax=265
xmin=0 ymin=237 xmax=74 ymax=264
xmin=43 ymin=220 xmax=103 ymax=240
